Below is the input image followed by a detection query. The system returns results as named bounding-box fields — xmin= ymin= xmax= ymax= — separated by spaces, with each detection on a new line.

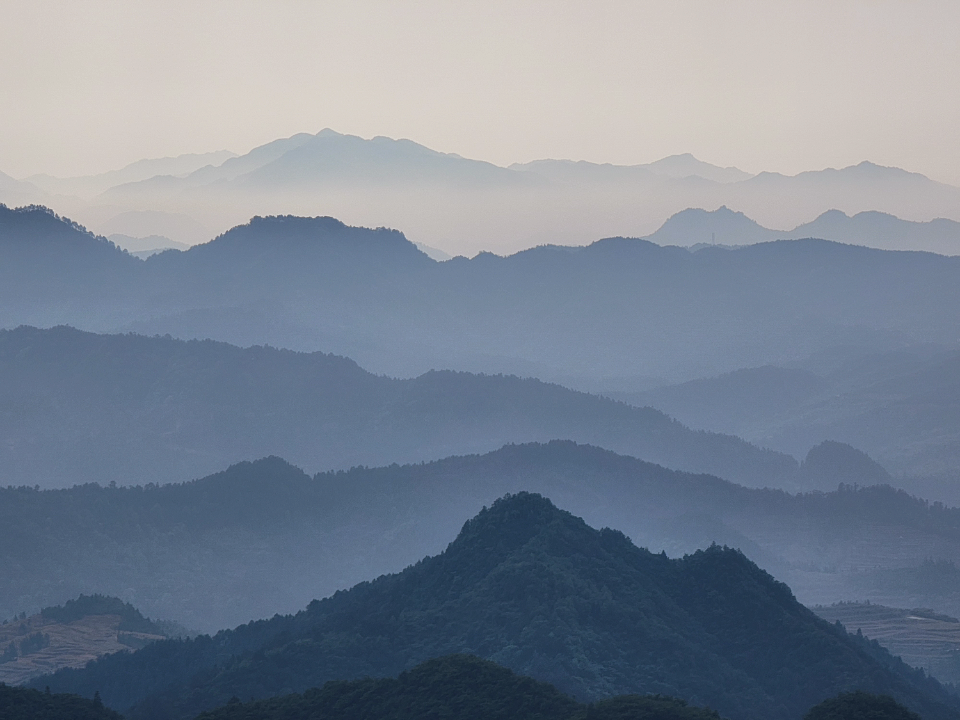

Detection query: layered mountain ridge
xmin=3 ymin=441 xmax=957 ymax=632
xmin=5 ymin=130 xmax=960 ymax=253
xmin=0 ymin=324 xmax=794 ymax=489
xmin=2 ymin=204 xmax=959 ymax=391
xmin=33 ymin=493 xmax=960 ymax=720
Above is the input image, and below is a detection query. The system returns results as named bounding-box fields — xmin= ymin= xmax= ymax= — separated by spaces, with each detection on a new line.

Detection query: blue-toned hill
xmin=35 ymin=494 xmax=960 ymax=720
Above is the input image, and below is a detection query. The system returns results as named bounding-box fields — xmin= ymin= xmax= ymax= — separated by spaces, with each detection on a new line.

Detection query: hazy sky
xmin=3 ymin=0 xmax=960 ymax=184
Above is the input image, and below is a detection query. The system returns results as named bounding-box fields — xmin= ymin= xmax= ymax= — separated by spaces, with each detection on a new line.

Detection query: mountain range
xmin=0 ymin=325 xmax=795 ymax=490
xmin=3 ymin=441 xmax=956 ymax=632
xmin=3 ymin=205 xmax=960 ymax=391
xmin=32 ymin=493 xmax=960 ymax=720
xmin=7 ymin=129 xmax=960 ymax=720
xmin=612 ymin=345 xmax=960 ymax=493
xmin=649 ymin=206 xmax=960 ymax=255
xmin=4 ymin=130 xmax=959 ymax=254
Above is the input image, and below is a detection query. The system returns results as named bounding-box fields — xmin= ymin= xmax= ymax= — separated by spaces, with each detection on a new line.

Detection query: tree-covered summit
xmin=35 ymin=493 xmax=960 ymax=720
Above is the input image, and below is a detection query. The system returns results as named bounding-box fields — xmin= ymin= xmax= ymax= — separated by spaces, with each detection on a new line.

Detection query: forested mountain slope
xmin=646 ymin=206 xmax=960 ymax=255
xmin=34 ymin=494 xmax=960 ymax=720
xmin=0 ymin=325 xmax=795 ymax=489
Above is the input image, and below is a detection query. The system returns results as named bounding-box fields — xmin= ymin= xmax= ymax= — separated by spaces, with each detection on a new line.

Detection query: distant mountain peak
xmin=813 ymin=208 xmax=851 ymax=221
xmin=645 ymin=205 xmax=779 ymax=246
xmin=643 ymin=155 xmax=754 ymax=183
xmin=801 ymin=440 xmax=892 ymax=488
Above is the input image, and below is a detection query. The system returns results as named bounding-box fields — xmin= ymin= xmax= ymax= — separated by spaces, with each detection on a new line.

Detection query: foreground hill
xmin=3 ymin=442 xmax=956 ymax=631
xmin=34 ymin=494 xmax=960 ymax=720
xmin=805 ymin=692 xmax=924 ymax=720
xmin=0 ymin=325 xmax=795 ymax=489
xmin=3 ymin=205 xmax=960 ymax=390
xmin=194 ymin=654 xmax=721 ymax=720
xmin=0 ymin=684 xmax=122 ymax=720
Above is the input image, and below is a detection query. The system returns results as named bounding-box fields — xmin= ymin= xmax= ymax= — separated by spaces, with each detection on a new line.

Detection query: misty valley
xmin=3 ymin=134 xmax=960 ymax=720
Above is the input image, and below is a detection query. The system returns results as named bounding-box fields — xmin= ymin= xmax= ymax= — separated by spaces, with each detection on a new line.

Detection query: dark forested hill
xmin=804 ymin=692 xmax=924 ymax=720
xmin=0 ymin=325 xmax=795 ymax=489
xmin=2 ymin=204 xmax=960 ymax=388
xmin=193 ymin=654 xmax=723 ymax=720
xmin=3 ymin=442 xmax=957 ymax=632
xmin=33 ymin=494 xmax=960 ymax=720
xmin=0 ymin=683 xmax=122 ymax=720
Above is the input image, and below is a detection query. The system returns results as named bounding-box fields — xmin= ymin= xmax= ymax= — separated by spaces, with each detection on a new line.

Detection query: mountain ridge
xmin=0 ymin=324 xmax=798 ymax=490
xmin=3 ymin=204 xmax=960 ymax=390
xmin=33 ymin=493 xmax=960 ymax=720
xmin=7 ymin=130 xmax=959 ymax=252
xmin=3 ymin=441 xmax=959 ymax=633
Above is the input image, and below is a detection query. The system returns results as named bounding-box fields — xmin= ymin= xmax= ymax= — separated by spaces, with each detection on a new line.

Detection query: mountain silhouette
xmin=3 ymin=205 xmax=960 ymax=389
xmin=646 ymin=206 xmax=779 ymax=246
xmin=35 ymin=493 xmax=960 ymax=720
xmin=195 ymin=655 xmax=593 ymax=720
xmin=25 ymin=150 xmax=237 ymax=199
xmin=3 ymin=441 xmax=955 ymax=632
xmin=12 ymin=130 xmax=958 ymax=253
xmin=0 ymin=325 xmax=795 ymax=489
xmin=789 ymin=209 xmax=960 ymax=254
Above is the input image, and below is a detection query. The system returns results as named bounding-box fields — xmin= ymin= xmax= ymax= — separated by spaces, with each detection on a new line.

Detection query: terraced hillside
xmin=0 ymin=595 xmax=169 ymax=685
xmin=815 ymin=603 xmax=960 ymax=686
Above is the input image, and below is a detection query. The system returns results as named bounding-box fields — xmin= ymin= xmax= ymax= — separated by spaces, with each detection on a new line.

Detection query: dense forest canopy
xmin=0 ymin=683 xmax=122 ymax=720
xmin=32 ymin=493 xmax=960 ymax=720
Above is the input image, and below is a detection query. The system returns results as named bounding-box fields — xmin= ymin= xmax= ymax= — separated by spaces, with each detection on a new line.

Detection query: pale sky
xmin=2 ymin=0 xmax=960 ymax=184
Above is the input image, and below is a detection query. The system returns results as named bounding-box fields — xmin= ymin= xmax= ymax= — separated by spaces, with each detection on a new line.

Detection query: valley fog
xmin=4 ymin=3 xmax=960 ymax=716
